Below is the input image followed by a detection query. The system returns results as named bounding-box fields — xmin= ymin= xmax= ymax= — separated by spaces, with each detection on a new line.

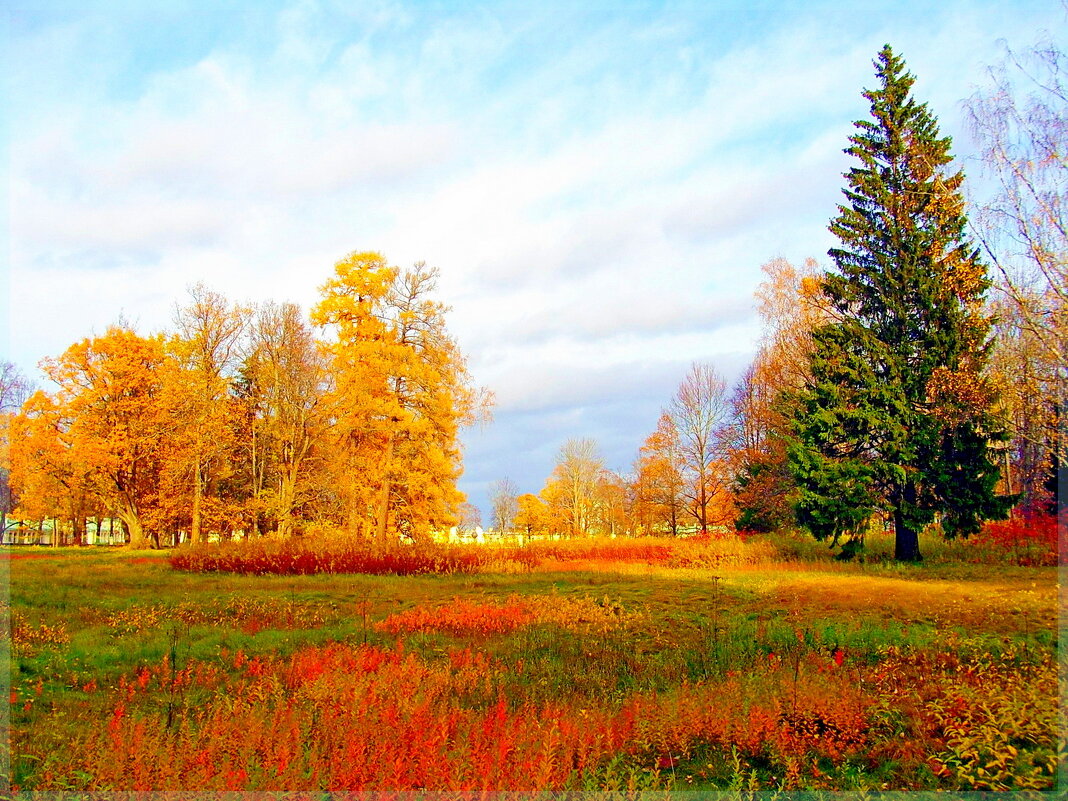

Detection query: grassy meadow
xmin=4 ymin=530 xmax=1064 ymax=794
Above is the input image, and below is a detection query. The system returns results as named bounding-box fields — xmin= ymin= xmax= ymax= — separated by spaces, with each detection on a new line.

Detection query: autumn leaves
xmin=6 ymin=252 xmax=484 ymax=546
xmin=311 ymin=253 xmax=486 ymax=545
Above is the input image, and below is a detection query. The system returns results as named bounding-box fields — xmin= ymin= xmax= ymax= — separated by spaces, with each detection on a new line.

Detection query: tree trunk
xmin=115 ymin=505 xmax=151 ymax=549
xmin=696 ymin=477 xmax=708 ymax=535
xmin=277 ymin=466 xmax=299 ymax=539
xmin=376 ymin=433 xmax=395 ymax=550
xmin=893 ymin=482 xmax=922 ymax=562
xmin=251 ymin=424 xmax=260 ymax=538
xmin=191 ymin=455 xmax=203 ymax=543
xmin=72 ymin=516 xmax=85 ymax=547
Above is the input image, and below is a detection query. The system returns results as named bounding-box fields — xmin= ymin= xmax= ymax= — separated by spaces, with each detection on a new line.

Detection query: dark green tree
xmin=786 ymin=45 xmax=1011 ymax=562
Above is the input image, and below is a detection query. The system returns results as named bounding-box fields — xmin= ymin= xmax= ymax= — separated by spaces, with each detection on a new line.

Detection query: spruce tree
xmin=786 ymin=45 xmax=1011 ymax=561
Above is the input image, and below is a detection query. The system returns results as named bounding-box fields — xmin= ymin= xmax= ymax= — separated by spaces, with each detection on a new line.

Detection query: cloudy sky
xmin=4 ymin=0 xmax=1063 ymax=517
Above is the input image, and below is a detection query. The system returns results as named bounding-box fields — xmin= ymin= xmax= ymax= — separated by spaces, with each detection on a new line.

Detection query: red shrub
xmin=169 ymin=540 xmax=538 ymax=576
xmin=971 ymin=512 xmax=1064 ymax=566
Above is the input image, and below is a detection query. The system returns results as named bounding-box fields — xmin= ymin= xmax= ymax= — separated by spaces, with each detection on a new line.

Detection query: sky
xmin=3 ymin=0 xmax=1064 ymax=519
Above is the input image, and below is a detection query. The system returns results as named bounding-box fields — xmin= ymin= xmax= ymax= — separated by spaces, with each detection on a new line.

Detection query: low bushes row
xmin=169 ymin=539 xmax=538 ymax=576
xmin=169 ymin=533 xmax=775 ymax=576
xmin=168 ymin=512 xmax=1063 ymax=576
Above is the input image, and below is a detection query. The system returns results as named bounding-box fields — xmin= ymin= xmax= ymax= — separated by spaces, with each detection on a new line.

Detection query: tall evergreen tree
xmin=786 ymin=45 xmax=1011 ymax=561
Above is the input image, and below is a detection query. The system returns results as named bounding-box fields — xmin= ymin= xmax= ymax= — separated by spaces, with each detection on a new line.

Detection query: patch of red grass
xmin=31 ymin=641 xmax=878 ymax=792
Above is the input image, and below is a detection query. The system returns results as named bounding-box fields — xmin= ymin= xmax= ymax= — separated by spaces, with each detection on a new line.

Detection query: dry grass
xmin=756 ymin=572 xmax=1059 ymax=633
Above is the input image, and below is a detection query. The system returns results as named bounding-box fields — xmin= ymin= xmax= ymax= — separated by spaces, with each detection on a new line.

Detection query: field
xmin=4 ymin=530 xmax=1065 ymax=794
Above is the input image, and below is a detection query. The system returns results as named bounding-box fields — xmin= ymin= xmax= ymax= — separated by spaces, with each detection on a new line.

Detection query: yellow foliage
xmin=926 ymin=367 xmax=996 ymax=424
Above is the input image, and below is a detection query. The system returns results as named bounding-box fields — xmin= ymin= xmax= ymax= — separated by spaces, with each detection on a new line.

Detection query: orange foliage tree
xmin=38 ymin=327 xmax=178 ymax=548
xmin=540 ymin=438 xmax=605 ymax=537
xmin=633 ymin=412 xmax=688 ymax=536
xmin=724 ymin=257 xmax=829 ymax=531
xmin=6 ymin=390 xmax=94 ymax=544
xmin=313 ymin=252 xmax=486 ymax=547
xmin=513 ymin=493 xmax=550 ymax=538
xmin=239 ymin=301 xmax=330 ymax=538
xmin=170 ymin=285 xmax=249 ymax=543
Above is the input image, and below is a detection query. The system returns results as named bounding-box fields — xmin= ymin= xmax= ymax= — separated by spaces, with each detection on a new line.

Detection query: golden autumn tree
xmin=988 ymin=293 xmax=1059 ymax=511
xmin=41 ymin=327 xmax=177 ymax=549
xmin=541 ymin=438 xmax=605 ymax=537
xmin=7 ymin=390 xmax=94 ymax=544
xmin=513 ymin=492 xmax=550 ymax=538
xmin=594 ymin=468 xmax=632 ymax=536
xmin=170 ymin=285 xmax=249 ymax=543
xmin=239 ymin=301 xmax=330 ymax=538
xmin=313 ymin=252 xmax=398 ymax=541
xmin=723 ymin=257 xmax=829 ymax=531
xmin=633 ymin=412 xmax=688 ymax=536
xmin=312 ymin=251 xmax=485 ymax=547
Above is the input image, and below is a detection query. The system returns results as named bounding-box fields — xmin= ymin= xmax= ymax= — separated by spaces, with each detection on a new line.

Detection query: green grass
xmin=3 ymin=543 xmax=1062 ymax=792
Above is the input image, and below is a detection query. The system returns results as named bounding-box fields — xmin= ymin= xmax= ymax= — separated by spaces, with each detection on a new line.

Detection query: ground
xmin=4 ymin=536 xmax=1064 ymax=793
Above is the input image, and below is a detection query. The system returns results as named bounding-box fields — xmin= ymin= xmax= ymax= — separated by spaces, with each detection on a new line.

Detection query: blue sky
xmin=3 ymin=0 xmax=1064 ymax=518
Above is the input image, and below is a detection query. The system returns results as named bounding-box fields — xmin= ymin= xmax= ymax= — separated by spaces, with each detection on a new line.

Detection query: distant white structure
xmin=442 ymin=525 xmax=486 ymax=544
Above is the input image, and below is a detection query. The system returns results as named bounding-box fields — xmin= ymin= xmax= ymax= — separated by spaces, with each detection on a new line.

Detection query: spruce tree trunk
xmin=893 ymin=481 xmax=922 ymax=562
